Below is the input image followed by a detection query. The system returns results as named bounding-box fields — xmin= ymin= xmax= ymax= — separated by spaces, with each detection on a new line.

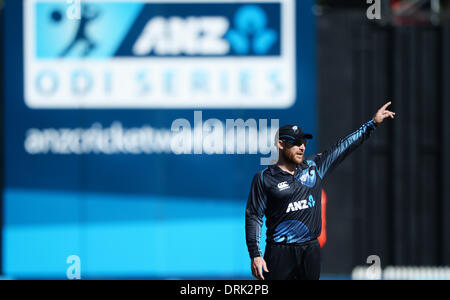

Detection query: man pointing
xmin=245 ymin=102 xmax=396 ymax=280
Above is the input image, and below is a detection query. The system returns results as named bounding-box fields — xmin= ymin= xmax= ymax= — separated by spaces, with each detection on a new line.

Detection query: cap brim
xmin=303 ymin=134 xmax=313 ymax=139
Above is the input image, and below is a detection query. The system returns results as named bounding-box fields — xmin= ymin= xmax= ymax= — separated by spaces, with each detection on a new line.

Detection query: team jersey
xmin=245 ymin=120 xmax=378 ymax=259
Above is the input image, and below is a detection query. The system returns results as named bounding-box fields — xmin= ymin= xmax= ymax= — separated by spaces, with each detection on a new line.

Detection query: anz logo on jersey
xmin=286 ymin=195 xmax=315 ymax=213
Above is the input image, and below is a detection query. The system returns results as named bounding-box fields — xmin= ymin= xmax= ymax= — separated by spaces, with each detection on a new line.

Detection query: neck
xmin=276 ymin=155 xmax=298 ymax=175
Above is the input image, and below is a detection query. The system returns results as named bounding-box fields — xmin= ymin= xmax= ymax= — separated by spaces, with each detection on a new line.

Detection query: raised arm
xmin=314 ymin=101 xmax=396 ymax=179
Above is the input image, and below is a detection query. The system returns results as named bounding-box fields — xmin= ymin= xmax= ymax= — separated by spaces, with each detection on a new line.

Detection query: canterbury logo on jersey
xmin=286 ymin=195 xmax=315 ymax=213
xmin=277 ymin=181 xmax=290 ymax=191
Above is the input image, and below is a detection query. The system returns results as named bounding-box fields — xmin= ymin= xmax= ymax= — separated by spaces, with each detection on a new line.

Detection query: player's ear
xmin=276 ymin=139 xmax=284 ymax=151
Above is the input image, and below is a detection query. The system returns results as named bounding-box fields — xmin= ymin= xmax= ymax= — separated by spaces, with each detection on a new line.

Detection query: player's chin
xmin=289 ymin=154 xmax=303 ymax=165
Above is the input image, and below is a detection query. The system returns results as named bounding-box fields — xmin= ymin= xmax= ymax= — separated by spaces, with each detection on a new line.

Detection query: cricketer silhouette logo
xmin=226 ymin=5 xmax=278 ymax=55
xmin=50 ymin=5 xmax=101 ymax=57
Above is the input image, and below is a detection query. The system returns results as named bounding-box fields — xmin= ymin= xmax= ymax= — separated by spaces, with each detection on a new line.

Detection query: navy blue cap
xmin=278 ymin=125 xmax=313 ymax=143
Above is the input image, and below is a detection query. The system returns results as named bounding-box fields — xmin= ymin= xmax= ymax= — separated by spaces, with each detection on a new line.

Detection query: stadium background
xmin=1 ymin=0 xmax=449 ymax=279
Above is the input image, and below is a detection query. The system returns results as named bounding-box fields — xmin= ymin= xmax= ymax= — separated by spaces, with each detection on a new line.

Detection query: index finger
xmin=380 ymin=101 xmax=392 ymax=111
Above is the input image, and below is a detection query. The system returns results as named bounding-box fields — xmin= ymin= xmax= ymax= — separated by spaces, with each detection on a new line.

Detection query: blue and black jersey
xmin=245 ymin=120 xmax=378 ymax=259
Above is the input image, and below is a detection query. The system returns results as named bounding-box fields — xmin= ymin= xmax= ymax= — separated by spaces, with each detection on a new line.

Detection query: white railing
xmin=352 ymin=266 xmax=450 ymax=280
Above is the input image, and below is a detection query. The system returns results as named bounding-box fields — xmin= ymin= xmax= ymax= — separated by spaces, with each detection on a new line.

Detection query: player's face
xmin=279 ymin=140 xmax=306 ymax=165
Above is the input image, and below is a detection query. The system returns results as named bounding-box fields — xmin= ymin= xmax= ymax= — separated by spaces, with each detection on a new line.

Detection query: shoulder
xmin=257 ymin=167 xmax=270 ymax=183
xmin=251 ymin=167 xmax=271 ymax=189
xmin=304 ymin=157 xmax=319 ymax=167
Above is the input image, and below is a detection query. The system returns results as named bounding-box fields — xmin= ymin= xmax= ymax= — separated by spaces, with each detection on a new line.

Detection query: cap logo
xmin=292 ymin=126 xmax=298 ymax=131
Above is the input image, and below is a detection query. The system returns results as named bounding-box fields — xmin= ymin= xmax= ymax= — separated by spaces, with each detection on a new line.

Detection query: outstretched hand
xmin=373 ymin=101 xmax=396 ymax=126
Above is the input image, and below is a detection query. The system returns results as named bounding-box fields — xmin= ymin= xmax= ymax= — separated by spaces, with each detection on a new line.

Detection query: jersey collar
xmin=269 ymin=161 xmax=308 ymax=176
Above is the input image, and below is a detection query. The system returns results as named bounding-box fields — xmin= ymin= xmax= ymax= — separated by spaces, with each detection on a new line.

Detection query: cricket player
xmin=245 ymin=102 xmax=396 ymax=280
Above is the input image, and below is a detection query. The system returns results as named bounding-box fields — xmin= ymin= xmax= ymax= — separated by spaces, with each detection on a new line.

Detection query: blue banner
xmin=3 ymin=0 xmax=316 ymax=279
